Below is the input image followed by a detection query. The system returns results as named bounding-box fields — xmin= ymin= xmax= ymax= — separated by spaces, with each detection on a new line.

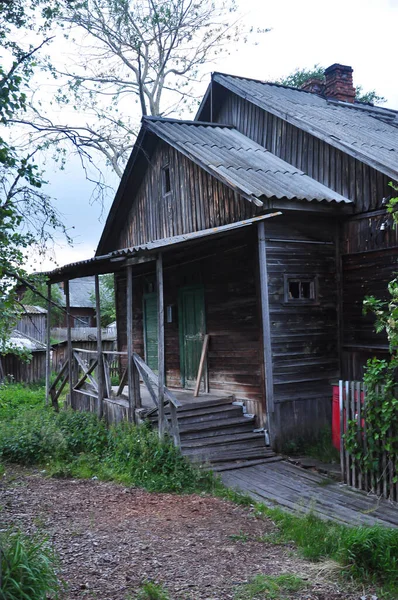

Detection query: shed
xmin=0 ymin=330 xmax=46 ymax=383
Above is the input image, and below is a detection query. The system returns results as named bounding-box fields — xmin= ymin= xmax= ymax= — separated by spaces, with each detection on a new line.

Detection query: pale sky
xmin=32 ymin=0 xmax=398 ymax=271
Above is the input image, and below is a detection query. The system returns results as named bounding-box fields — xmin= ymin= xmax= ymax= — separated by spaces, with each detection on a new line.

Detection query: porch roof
xmin=45 ymin=213 xmax=280 ymax=283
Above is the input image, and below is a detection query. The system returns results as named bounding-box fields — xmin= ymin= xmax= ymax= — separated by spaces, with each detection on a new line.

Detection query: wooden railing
xmin=132 ymin=353 xmax=181 ymax=446
xmin=339 ymin=380 xmax=398 ymax=501
xmin=50 ymin=348 xmax=181 ymax=446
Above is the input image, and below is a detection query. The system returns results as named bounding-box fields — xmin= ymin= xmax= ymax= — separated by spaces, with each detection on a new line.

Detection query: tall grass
xmin=0 ymin=383 xmax=216 ymax=494
xmin=0 ymin=529 xmax=60 ymax=599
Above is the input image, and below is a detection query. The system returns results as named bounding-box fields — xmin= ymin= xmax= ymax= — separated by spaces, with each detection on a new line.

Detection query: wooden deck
xmin=221 ymin=460 xmax=398 ymax=527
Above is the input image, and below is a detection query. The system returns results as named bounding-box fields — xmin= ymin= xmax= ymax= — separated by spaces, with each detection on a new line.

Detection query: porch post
xmin=257 ymin=221 xmax=274 ymax=444
xmin=45 ymin=282 xmax=52 ymax=405
xmin=95 ymin=274 xmax=104 ymax=419
xmin=64 ymin=280 xmax=74 ymax=407
xmin=156 ymin=253 xmax=165 ymax=439
xmin=126 ymin=265 xmax=137 ymax=422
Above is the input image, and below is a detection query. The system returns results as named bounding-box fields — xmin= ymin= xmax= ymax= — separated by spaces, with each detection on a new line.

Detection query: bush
xmin=0 ymin=384 xmax=216 ymax=494
xmin=0 ymin=529 xmax=60 ymax=599
xmin=104 ymin=421 xmax=214 ymax=493
xmin=0 ymin=408 xmax=108 ymax=466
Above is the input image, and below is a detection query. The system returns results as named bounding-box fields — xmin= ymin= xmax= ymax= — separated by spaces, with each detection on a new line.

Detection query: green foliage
xmin=0 ymin=381 xmax=45 ymax=421
xmin=234 ymin=574 xmax=305 ymax=600
xmin=256 ymin=507 xmax=398 ymax=594
xmin=278 ymin=64 xmax=386 ymax=105
xmin=278 ymin=63 xmax=324 ymax=88
xmin=21 ymin=279 xmax=64 ymax=327
xmin=0 ymin=528 xmax=61 ymax=599
xmin=0 ymin=1 xmax=69 ymax=354
xmin=103 ymin=421 xmax=214 ymax=492
xmin=134 ymin=581 xmax=171 ymax=600
xmin=281 ymin=426 xmax=339 ymax=464
xmin=345 ymin=266 xmax=398 ymax=486
xmin=0 ymin=383 xmax=217 ymax=494
xmin=89 ymin=273 xmax=116 ymax=327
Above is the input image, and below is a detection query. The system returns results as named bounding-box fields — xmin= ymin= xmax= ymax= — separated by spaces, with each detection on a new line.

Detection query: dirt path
xmin=0 ymin=468 xmax=361 ymax=599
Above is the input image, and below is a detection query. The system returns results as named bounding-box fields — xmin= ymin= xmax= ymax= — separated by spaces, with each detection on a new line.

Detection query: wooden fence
xmin=49 ymin=349 xmax=181 ymax=446
xmin=339 ymin=380 xmax=398 ymax=501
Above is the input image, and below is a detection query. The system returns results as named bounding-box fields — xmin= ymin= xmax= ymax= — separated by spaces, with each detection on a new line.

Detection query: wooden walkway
xmin=221 ymin=460 xmax=398 ymax=527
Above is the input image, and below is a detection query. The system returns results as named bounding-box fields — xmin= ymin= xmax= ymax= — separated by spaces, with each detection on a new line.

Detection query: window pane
xmin=288 ymin=281 xmax=300 ymax=299
xmin=301 ymin=281 xmax=311 ymax=299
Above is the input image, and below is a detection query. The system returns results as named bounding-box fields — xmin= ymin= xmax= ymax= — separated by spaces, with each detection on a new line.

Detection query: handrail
xmin=133 ymin=353 xmax=181 ymax=408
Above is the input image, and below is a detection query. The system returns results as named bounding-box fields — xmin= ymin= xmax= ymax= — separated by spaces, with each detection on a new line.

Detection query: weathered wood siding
xmin=115 ymin=231 xmax=265 ymax=418
xmin=213 ymin=89 xmax=391 ymax=213
xmin=15 ymin=313 xmax=46 ymax=344
xmin=264 ymin=215 xmax=339 ymax=448
xmin=116 ymin=140 xmax=257 ymax=250
xmin=341 ymin=210 xmax=398 ymax=379
xmin=1 ymin=352 xmax=46 ymax=383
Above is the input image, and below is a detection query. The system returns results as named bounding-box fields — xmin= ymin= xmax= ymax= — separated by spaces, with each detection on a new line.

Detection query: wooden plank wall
xmin=115 ymin=231 xmax=265 ymax=420
xmin=15 ymin=314 xmax=46 ymax=344
xmin=215 ymin=90 xmax=391 ymax=213
xmin=341 ymin=211 xmax=398 ymax=379
xmin=264 ymin=215 xmax=339 ymax=448
xmin=116 ymin=141 xmax=258 ymax=250
xmin=1 ymin=352 xmax=46 ymax=383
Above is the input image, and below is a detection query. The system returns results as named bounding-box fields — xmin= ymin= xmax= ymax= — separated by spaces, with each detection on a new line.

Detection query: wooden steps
xmin=147 ymin=397 xmax=277 ymax=469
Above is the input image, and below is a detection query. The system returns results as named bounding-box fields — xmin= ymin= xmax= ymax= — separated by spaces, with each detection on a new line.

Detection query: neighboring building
xmin=0 ymin=330 xmax=46 ymax=383
xmin=44 ymin=64 xmax=398 ymax=449
xmin=51 ymin=328 xmax=117 ymax=373
xmin=14 ymin=305 xmax=47 ymax=344
xmin=57 ymin=276 xmax=96 ymax=328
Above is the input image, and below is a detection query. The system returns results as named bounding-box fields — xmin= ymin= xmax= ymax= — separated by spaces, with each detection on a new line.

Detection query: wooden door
xmin=143 ymin=293 xmax=158 ymax=373
xmin=179 ymin=285 xmax=206 ymax=389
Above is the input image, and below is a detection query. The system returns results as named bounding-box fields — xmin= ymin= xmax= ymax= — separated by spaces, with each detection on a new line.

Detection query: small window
xmin=74 ymin=315 xmax=91 ymax=328
xmin=285 ymin=277 xmax=317 ymax=303
xmin=162 ymin=165 xmax=171 ymax=195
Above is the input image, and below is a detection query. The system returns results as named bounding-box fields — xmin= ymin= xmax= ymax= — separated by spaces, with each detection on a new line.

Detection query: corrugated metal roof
xmin=45 ymin=213 xmax=281 ymax=281
xmin=21 ymin=305 xmax=47 ymax=314
xmin=145 ymin=118 xmax=351 ymax=204
xmin=212 ymin=73 xmax=398 ymax=181
xmin=2 ymin=330 xmax=47 ymax=353
xmin=58 ymin=276 xmax=95 ymax=308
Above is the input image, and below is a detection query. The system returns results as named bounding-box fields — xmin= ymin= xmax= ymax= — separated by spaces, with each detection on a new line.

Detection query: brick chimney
xmin=324 ymin=63 xmax=356 ymax=103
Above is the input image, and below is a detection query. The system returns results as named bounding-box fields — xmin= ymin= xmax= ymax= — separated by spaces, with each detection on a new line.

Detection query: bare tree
xmin=43 ymin=0 xmax=267 ymax=177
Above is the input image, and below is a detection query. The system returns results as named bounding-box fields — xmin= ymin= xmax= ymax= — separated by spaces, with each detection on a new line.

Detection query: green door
xmin=179 ymin=285 xmax=206 ymax=389
xmin=143 ymin=293 xmax=158 ymax=373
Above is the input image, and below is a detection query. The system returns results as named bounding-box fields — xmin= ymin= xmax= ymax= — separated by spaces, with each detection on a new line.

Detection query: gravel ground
xmin=0 ymin=467 xmax=368 ymax=599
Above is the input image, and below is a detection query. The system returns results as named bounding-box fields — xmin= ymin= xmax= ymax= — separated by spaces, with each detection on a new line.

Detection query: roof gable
xmin=145 ymin=118 xmax=350 ymax=205
xmin=97 ymin=117 xmax=351 ymax=254
xmin=197 ymin=72 xmax=398 ymax=181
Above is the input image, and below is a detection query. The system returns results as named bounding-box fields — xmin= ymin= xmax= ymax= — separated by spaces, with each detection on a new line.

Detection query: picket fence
xmin=339 ymin=380 xmax=398 ymax=502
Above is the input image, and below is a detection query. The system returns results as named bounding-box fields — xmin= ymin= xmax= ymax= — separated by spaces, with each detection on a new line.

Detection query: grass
xmin=0 ymin=382 xmax=217 ymax=495
xmin=282 ymin=426 xmax=340 ymax=464
xmin=134 ymin=582 xmax=171 ymax=600
xmin=0 ymin=528 xmax=61 ymax=599
xmin=2 ymin=382 xmax=398 ymax=598
xmin=234 ymin=574 xmax=306 ymax=600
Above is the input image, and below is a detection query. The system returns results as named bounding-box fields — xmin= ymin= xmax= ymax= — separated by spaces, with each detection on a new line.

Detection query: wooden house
xmin=45 ymin=64 xmax=398 ymax=450
xmin=57 ymin=277 xmax=96 ymax=328
xmin=15 ymin=305 xmax=47 ymax=344
xmin=0 ymin=330 xmax=46 ymax=383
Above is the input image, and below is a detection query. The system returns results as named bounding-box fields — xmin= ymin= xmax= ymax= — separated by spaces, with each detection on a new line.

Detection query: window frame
xmin=283 ymin=274 xmax=318 ymax=305
xmin=161 ymin=164 xmax=172 ymax=197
